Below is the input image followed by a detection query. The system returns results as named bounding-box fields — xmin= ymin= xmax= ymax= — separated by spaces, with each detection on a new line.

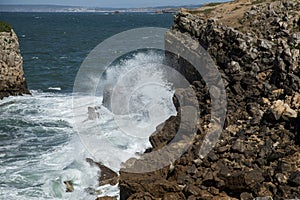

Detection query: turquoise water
xmin=0 ymin=12 xmax=175 ymax=199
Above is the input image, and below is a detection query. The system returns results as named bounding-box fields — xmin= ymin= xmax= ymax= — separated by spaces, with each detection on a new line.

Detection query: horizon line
xmin=0 ymin=3 xmax=203 ymax=9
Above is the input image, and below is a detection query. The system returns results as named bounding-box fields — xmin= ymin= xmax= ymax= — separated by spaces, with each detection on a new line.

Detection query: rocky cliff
xmin=119 ymin=0 xmax=300 ymax=199
xmin=0 ymin=24 xmax=30 ymax=99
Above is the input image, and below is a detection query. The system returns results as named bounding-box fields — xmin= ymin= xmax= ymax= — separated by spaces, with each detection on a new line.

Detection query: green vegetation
xmin=203 ymin=2 xmax=223 ymax=7
xmin=189 ymin=8 xmax=215 ymax=15
xmin=0 ymin=20 xmax=12 ymax=32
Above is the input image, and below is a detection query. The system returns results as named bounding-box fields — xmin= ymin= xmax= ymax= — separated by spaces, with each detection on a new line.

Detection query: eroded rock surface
xmin=0 ymin=29 xmax=30 ymax=99
xmin=119 ymin=0 xmax=300 ymax=199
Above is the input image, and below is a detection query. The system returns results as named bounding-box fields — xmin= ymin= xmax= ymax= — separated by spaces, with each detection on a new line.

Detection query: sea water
xmin=0 ymin=12 xmax=175 ymax=199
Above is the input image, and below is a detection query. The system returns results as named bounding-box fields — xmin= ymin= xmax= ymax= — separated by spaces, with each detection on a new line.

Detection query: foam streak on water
xmin=0 ymin=51 xmax=176 ymax=199
xmin=0 ymin=91 xmax=99 ymax=200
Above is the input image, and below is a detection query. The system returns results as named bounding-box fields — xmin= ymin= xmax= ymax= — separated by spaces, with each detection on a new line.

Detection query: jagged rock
xmin=63 ymin=180 xmax=74 ymax=192
xmin=88 ymin=106 xmax=100 ymax=120
xmin=149 ymin=115 xmax=179 ymax=150
xmin=0 ymin=28 xmax=30 ymax=99
xmin=86 ymin=158 xmax=118 ymax=186
xmin=102 ymin=84 xmax=113 ymax=110
xmin=271 ymin=100 xmax=297 ymax=120
xmin=119 ymin=0 xmax=300 ymax=199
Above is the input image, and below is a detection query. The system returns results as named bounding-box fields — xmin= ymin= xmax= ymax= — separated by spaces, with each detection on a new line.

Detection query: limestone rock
xmin=0 ymin=28 xmax=30 ymax=99
xmin=271 ymin=100 xmax=297 ymax=120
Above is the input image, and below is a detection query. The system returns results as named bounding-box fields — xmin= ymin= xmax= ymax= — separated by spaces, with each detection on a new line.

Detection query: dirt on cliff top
xmin=185 ymin=0 xmax=300 ymax=31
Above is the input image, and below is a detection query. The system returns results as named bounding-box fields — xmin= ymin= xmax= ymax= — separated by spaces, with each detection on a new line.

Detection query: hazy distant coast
xmin=0 ymin=4 xmax=202 ymax=13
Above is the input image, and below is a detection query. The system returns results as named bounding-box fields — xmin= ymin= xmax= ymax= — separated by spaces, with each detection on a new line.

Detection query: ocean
xmin=0 ymin=12 xmax=176 ymax=199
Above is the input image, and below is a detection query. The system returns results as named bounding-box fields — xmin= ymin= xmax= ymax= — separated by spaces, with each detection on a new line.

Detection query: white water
xmin=0 ymin=52 xmax=176 ymax=199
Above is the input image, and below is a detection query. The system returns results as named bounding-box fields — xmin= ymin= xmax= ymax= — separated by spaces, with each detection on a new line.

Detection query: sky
xmin=0 ymin=0 xmax=229 ymax=8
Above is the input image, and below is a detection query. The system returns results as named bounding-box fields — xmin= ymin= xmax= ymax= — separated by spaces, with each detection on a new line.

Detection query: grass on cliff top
xmin=203 ymin=2 xmax=224 ymax=7
xmin=189 ymin=8 xmax=216 ymax=15
xmin=0 ymin=20 xmax=12 ymax=32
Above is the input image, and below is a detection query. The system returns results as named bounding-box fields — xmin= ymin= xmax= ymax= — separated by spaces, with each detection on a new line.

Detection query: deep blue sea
xmin=0 ymin=12 xmax=176 ymax=199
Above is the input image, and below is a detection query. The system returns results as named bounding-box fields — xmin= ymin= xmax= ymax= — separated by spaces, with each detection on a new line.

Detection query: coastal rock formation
xmin=0 ymin=27 xmax=30 ymax=99
xmin=86 ymin=158 xmax=119 ymax=186
xmin=119 ymin=0 xmax=300 ymax=199
xmin=63 ymin=180 xmax=74 ymax=192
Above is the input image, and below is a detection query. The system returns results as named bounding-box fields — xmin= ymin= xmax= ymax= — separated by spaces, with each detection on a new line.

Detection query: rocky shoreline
xmin=119 ymin=0 xmax=300 ymax=199
xmin=0 ymin=25 xmax=30 ymax=99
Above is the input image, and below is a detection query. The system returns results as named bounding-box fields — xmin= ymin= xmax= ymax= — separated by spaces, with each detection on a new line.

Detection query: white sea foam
xmin=48 ymin=87 xmax=62 ymax=91
xmin=0 ymin=51 xmax=176 ymax=199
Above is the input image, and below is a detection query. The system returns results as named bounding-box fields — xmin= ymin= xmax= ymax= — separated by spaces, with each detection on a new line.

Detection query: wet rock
xmin=102 ymin=84 xmax=113 ymax=110
xmin=88 ymin=106 xmax=100 ymax=120
xmin=85 ymin=187 xmax=101 ymax=195
xmin=86 ymin=158 xmax=118 ymax=186
xmin=63 ymin=180 xmax=74 ymax=192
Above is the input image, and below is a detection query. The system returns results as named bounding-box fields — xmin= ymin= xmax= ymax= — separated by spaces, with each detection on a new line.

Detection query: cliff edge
xmin=0 ymin=21 xmax=30 ymax=99
xmin=119 ymin=0 xmax=300 ymax=199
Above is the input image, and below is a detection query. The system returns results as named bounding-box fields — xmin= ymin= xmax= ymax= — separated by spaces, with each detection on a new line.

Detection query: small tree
xmin=0 ymin=20 xmax=12 ymax=32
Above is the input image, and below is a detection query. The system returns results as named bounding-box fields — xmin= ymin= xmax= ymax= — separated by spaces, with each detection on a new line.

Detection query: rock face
xmin=0 ymin=28 xmax=30 ymax=99
xmin=86 ymin=158 xmax=119 ymax=186
xmin=119 ymin=0 xmax=300 ymax=199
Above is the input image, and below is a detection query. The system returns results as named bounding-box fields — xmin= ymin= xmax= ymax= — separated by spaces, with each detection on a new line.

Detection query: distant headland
xmin=0 ymin=4 xmax=202 ymax=13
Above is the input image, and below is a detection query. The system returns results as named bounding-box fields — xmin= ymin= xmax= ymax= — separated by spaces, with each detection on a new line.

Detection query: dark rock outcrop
xmin=63 ymin=180 xmax=74 ymax=192
xmin=119 ymin=0 xmax=300 ymax=199
xmin=86 ymin=158 xmax=119 ymax=186
xmin=0 ymin=28 xmax=30 ymax=99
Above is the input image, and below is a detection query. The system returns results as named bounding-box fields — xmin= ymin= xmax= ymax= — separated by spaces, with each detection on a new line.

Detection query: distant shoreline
xmin=0 ymin=4 xmax=202 ymax=13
